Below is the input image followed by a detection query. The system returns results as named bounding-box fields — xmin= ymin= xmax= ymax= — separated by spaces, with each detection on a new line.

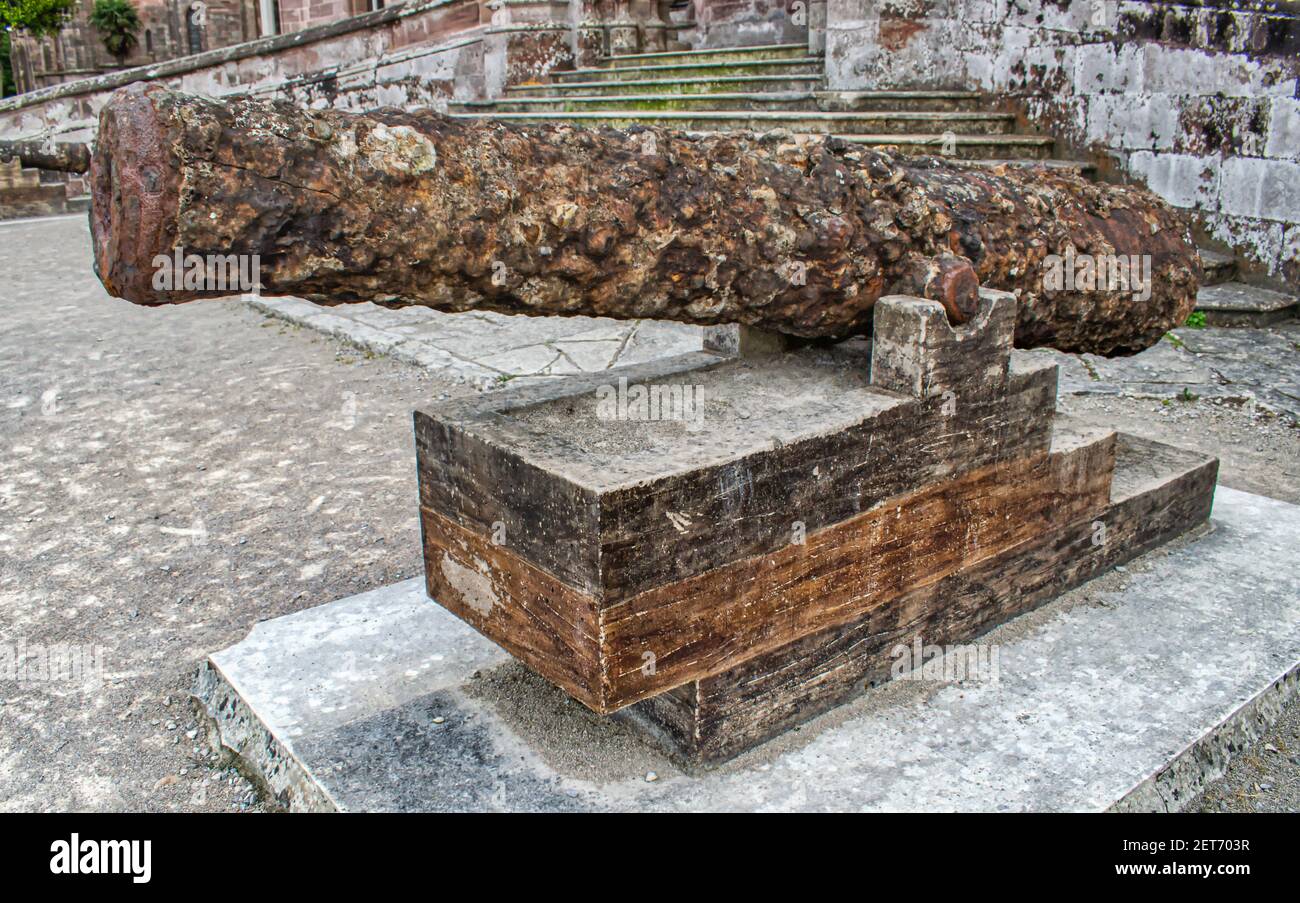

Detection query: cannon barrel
xmin=90 ymin=83 xmax=1201 ymax=354
xmin=0 ymin=138 xmax=91 ymax=173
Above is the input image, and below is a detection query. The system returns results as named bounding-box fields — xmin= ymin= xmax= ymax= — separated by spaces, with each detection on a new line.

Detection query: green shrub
xmin=89 ymin=0 xmax=141 ymax=65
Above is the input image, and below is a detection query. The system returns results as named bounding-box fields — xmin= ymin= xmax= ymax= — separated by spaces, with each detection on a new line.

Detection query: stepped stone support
xmin=0 ymin=157 xmax=74 ymax=218
xmin=91 ymin=85 xmax=1202 ymax=355
xmin=414 ymin=289 xmax=1218 ymax=761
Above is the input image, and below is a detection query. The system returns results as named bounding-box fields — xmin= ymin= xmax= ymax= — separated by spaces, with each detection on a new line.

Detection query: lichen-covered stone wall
xmin=827 ymin=0 xmax=1300 ymax=288
xmin=686 ymin=0 xmax=808 ymax=47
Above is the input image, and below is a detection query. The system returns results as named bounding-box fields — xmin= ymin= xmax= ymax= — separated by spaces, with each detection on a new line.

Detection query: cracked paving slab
xmin=251 ymin=297 xmax=703 ymax=390
xmin=252 ymin=281 xmax=1295 ymax=422
xmin=1021 ymin=322 xmax=1300 ymax=424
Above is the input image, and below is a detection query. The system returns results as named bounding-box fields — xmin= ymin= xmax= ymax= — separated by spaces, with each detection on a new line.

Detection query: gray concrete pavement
xmin=0 ymin=215 xmax=476 ymax=811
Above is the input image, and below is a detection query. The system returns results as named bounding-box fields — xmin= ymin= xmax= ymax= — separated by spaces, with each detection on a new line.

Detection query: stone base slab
xmin=192 ymin=486 xmax=1300 ymax=812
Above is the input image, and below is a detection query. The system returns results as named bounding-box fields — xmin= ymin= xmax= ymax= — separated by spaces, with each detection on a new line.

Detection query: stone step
xmin=963 ymin=158 xmax=1096 ymax=174
xmin=816 ymin=90 xmax=985 ymax=112
xmin=1197 ymin=248 xmax=1237 ymax=286
xmin=507 ymin=75 xmax=825 ymax=95
xmin=450 ymin=109 xmax=1018 ymax=136
xmin=596 ymin=43 xmax=812 ymax=69
xmin=1195 ymin=281 xmax=1297 ymax=327
xmin=460 ymin=92 xmax=824 ymax=114
xmin=831 ymin=133 xmax=1055 ymax=159
xmin=552 ymin=57 xmax=825 ymax=82
xmin=462 ymin=90 xmax=985 ymax=114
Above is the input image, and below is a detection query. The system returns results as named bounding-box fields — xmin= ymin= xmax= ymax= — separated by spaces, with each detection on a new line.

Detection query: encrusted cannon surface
xmin=90 ymin=84 xmax=1200 ymax=354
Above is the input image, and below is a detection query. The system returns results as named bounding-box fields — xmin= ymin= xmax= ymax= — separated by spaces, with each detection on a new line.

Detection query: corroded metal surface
xmin=91 ymin=84 xmax=1201 ymax=354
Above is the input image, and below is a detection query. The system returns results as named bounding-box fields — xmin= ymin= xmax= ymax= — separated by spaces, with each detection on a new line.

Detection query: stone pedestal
xmin=0 ymin=157 xmax=70 ymax=219
xmin=413 ymin=291 xmax=1218 ymax=763
xmin=192 ymin=484 xmax=1300 ymax=810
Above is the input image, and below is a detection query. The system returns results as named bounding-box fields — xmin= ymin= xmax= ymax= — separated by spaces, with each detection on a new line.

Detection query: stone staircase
xmin=450 ymin=43 xmax=1060 ymax=163
xmin=450 ymin=43 xmax=1295 ymax=326
xmin=0 ymin=157 xmax=77 ymax=219
xmin=1195 ymin=251 xmax=1297 ymax=326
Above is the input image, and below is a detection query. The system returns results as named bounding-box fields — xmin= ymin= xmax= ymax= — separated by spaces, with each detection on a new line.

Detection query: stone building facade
xmin=8 ymin=0 xmax=261 ymax=94
xmin=278 ymin=0 xmax=387 ymax=35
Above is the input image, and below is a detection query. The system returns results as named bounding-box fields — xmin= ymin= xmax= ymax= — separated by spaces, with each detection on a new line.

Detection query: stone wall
xmin=686 ymin=0 xmax=807 ymax=47
xmin=279 ymin=0 xmax=375 ymax=33
xmin=0 ymin=0 xmax=487 ymax=148
xmin=825 ymin=0 xmax=1300 ymax=288
xmin=9 ymin=0 xmax=261 ymax=94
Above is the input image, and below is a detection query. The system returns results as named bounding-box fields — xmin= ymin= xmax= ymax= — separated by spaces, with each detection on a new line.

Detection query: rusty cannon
xmin=0 ymin=138 xmax=92 ymax=174
xmin=89 ymin=84 xmax=1201 ymax=355
xmin=87 ymin=86 xmax=1223 ymax=770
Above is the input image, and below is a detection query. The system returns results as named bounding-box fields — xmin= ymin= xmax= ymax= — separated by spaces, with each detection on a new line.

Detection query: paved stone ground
xmin=1 ymin=214 xmax=1296 ymax=812
xmin=1029 ymin=324 xmax=1300 ymax=425
xmin=250 ymin=297 xmax=703 ymax=392
xmin=0 ymin=216 xmax=476 ymax=812
xmin=255 ymin=294 xmax=1300 ymax=424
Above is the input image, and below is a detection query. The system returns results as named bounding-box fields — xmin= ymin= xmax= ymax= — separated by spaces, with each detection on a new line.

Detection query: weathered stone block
xmin=958 ymin=0 xmax=1005 ymax=26
xmin=414 ymin=290 xmax=1216 ymax=763
xmin=414 ymin=292 xmax=1155 ymax=721
xmin=1127 ymin=151 xmax=1220 ymax=211
xmin=1074 ymin=42 xmax=1145 ymax=95
xmin=1282 ymin=224 xmax=1300 ymax=288
xmin=629 ymin=432 xmax=1218 ymax=765
xmin=1139 ymin=44 xmax=1291 ymax=98
xmin=1220 ymin=156 xmax=1300 ymax=222
xmin=1085 ymin=92 xmax=1180 ymax=151
xmin=1266 ymin=96 xmax=1300 ymax=161
xmin=1175 ymin=95 xmax=1271 ymax=157
xmin=826 ymin=0 xmax=872 ymax=31
xmin=1202 ymin=212 xmax=1286 ymax=277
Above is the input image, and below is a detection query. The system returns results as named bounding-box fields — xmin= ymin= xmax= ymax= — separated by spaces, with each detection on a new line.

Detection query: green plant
xmin=2 ymin=0 xmax=77 ymax=94
xmin=0 ymin=30 xmax=14 ymax=97
xmin=89 ymin=0 xmax=140 ymax=65
xmin=0 ymin=0 xmax=78 ymax=37
xmin=1183 ymin=311 xmax=1207 ymax=329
